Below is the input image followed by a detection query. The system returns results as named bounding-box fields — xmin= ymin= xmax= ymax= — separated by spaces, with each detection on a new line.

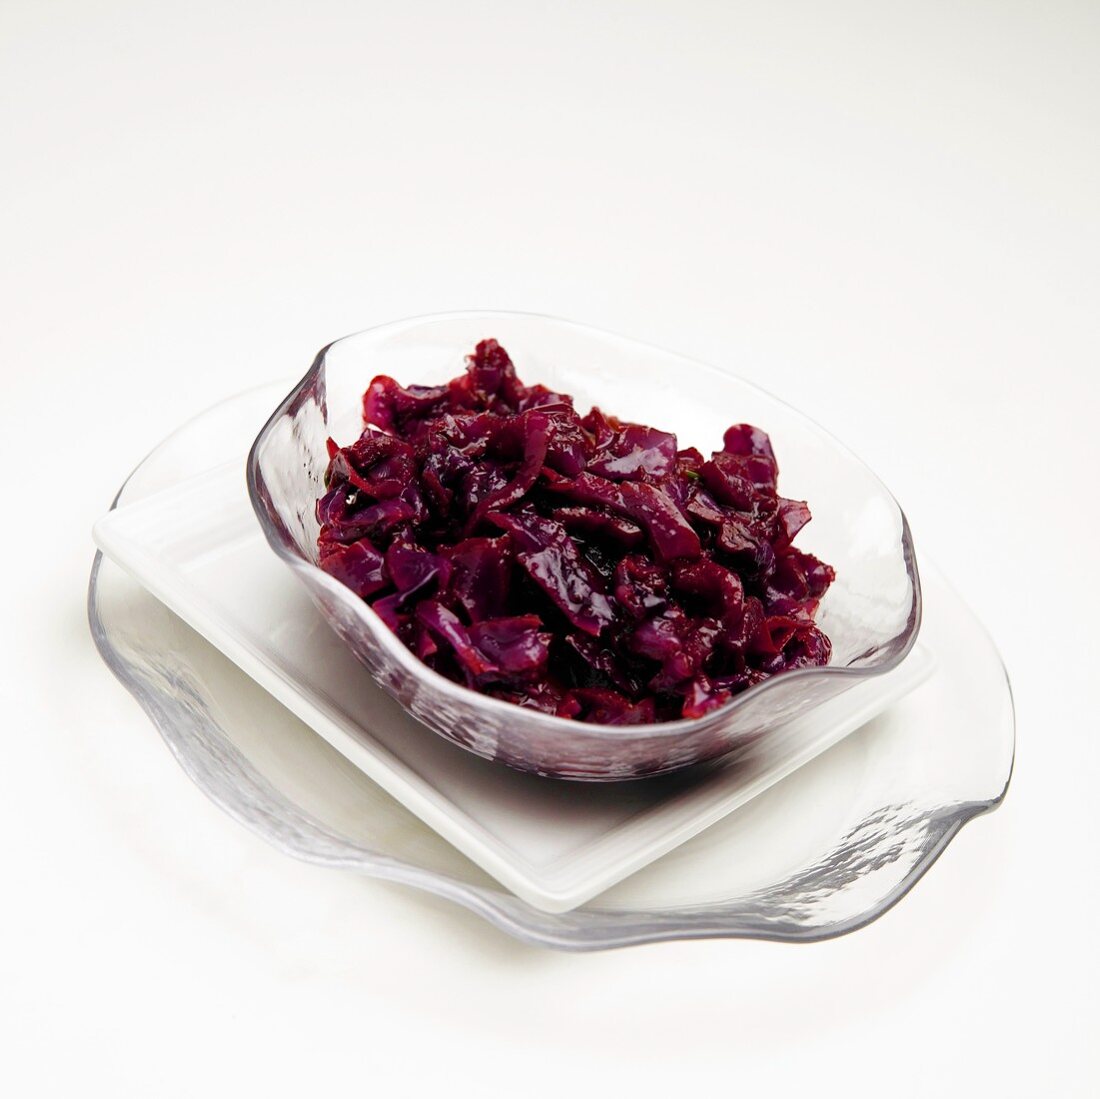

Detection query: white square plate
xmin=93 ymin=461 xmax=932 ymax=912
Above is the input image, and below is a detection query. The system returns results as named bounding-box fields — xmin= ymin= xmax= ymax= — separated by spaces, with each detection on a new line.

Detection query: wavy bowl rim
xmin=245 ymin=309 xmax=922 ymax=740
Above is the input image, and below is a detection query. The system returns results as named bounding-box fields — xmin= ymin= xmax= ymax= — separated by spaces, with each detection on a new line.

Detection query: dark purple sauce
xmin=317 ymin=340 xmax=834 ymax=724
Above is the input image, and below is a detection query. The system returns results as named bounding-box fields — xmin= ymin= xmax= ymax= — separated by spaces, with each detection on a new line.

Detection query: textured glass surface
xmin=247 ymin=313 xmax=921 ymax=779
xmin=89 ymin=383 xmax=1013 ymax=949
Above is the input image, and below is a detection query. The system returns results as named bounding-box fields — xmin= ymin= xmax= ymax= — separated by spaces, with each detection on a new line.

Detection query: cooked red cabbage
xmin=317 ymin=339 xmax=834 ymax=724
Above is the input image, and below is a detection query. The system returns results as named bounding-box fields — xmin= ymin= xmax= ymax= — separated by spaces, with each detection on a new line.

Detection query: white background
xmin=2 ymin=1 xmax=1098 ymax=1095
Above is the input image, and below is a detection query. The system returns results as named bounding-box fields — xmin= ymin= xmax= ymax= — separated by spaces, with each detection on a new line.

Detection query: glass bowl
xmin=247 ymin=313 xmax=920 ymax=780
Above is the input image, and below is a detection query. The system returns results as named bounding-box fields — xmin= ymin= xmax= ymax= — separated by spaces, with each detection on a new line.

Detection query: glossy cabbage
xmin=316 ymin=339 xmax=834 ymax=724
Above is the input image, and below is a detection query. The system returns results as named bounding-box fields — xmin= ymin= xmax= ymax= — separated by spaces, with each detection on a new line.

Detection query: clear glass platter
xmin=88 ymin=382 xmax=1013 ymax=950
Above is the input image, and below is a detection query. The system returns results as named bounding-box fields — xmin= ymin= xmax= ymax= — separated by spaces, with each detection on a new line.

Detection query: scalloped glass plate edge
xmin=87 ymin=382 xmax=1014 ymax=951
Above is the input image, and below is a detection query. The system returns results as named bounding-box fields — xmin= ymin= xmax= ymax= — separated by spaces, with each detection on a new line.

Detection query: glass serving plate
xmin=247 ymin=312 xmax=921 ymax=779
xmin=88 ymin=383 xmax=1013 ymax=949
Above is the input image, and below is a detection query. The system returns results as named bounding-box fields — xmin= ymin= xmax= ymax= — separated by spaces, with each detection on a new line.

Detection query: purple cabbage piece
xmin=551 ymin=506 xmax=645 ymax=550
xmin=415 ymin=601 xmax=551 ymax=686
xmin=326 ymin=430 xmax=416 ymax=499
xmin=557 ymin=688 xmax=657 ymax=726
xmin=444 ymin=536 xmax=513 ymax=622
xmin=415 ymin=600 xmax=492 ymax=680
xmin=466 ymin=411 xmax=549 ymax=530
xmin=318 ymin=540 xmax=387 ymax=599
xmin=542 ymin=470 xmax=701 ymax=562
xmin=722 ymin=422 xmax=777 ymax=464
xmin=315 ymin=338 xmax=835 ymax=725
xmin=363 ymin=378 xmax=452 ymax=439
xmin=587 ymin=420 xmax=678 ymax=481
xmin=488 ymin=510 xmax=615 ymax=637
xmin=468 ymin=616 xmax=552 ymax=682
xmin=384 ymin=542 xmax=450 ymax=601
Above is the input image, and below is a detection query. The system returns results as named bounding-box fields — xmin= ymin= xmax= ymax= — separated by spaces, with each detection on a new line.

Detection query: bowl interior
xmin=248 ymin=310 xmax=919 ymax=771
xmin=270 ymin=313 xmax=917 ymax=672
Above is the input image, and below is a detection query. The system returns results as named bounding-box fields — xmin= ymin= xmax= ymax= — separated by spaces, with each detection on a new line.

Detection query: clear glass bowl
xmin=247 ymin=313 xmax=921 ymax=780
xmin=89 ymin=383 xmax=1013 ymax=949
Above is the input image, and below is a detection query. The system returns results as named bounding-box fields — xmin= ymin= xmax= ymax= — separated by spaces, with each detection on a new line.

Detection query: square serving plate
xmin=93 ymin=458 xmax=932 ymax=912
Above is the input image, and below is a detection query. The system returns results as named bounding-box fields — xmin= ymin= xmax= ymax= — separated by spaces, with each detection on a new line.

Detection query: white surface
xmin=1 ymin=1 xmax=1096 ymax=1096
xmin=92 ymin=456 xmax=933 ymax=911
